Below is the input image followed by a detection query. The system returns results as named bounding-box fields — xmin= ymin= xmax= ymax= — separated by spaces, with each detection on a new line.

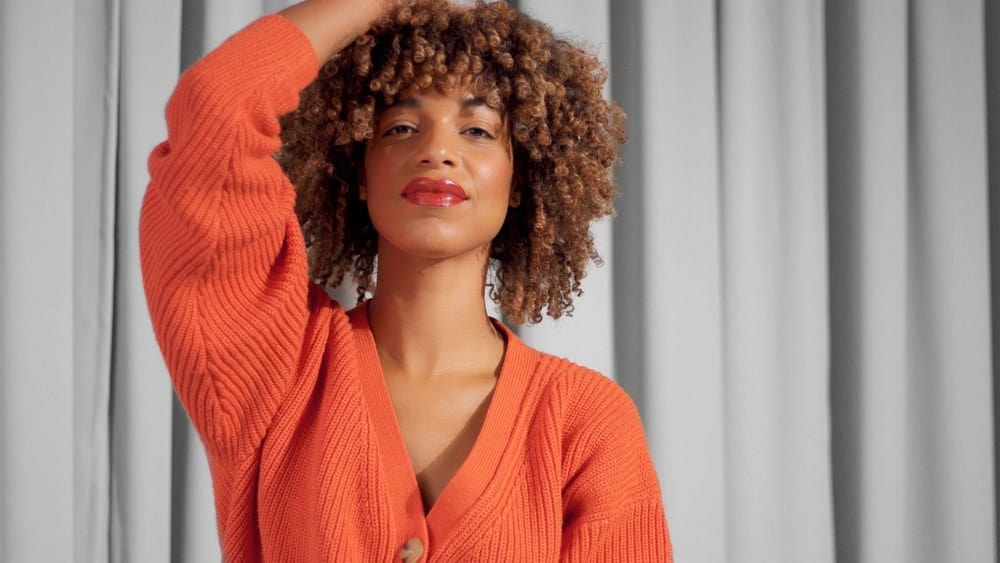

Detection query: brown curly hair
xmin=278 ymin=0 xmax=625 ymax=324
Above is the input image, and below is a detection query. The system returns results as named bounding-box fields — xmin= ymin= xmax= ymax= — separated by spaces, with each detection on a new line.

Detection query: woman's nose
xmin=416 ymin=126 xmax=458 ymax=167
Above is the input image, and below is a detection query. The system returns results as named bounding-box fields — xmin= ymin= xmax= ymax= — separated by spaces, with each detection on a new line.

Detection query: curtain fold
xmin=989 ymin=0 xmax=1000 ymax=557
xmin=111 ymin=1 xmax=183 ymax=561
xmin=73 ymin=0 xmax=120 ymax=560
xmin=611 ymin=2 xmax=729 ymax=561
xmin=0 ymin=2 xmax=76 ymax=561
xmin=827 ymin=1 xmax=913 ymax=559
xmin=0 ymin=0 xmax=995 ymax=561
xmin=719 ymin=1 xmax=834 ymax=560
xmin=829 ymin=0 xmax=995 ymax=561
xmin=900 ymin=1 xmax=993 ymax=559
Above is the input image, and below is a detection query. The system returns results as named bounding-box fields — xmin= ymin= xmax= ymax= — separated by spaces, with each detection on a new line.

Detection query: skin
xmin=281 ymin=0 xmax=518 ymax=512
xmin=363 ymin=91 xmax=515 ymax=262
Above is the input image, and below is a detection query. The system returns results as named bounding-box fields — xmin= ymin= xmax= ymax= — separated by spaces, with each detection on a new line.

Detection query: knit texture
xmin=139 ymin=14 xmax=672 ymax=562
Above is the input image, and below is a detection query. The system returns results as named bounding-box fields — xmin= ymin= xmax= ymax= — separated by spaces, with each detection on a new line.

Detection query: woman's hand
xmin=279 ymin=0 xmax=404 ymax=61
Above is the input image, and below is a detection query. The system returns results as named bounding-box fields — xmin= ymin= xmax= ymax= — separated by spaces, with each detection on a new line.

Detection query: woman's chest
xmin=384 ymin=372 xmax=497 ymax=510
xmin=257 ymin=357 xmax=567 ymax=561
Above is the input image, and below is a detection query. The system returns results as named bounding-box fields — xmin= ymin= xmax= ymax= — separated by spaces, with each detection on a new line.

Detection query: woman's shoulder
xmin=527 ymin=348 xmax=641 ymax=429
xmin=529 ymin=349 xmax=659 ymax=499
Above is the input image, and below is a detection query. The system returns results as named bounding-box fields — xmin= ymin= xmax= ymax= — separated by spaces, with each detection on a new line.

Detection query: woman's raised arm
xmin=138 ymin=1 xmax=388 ymax=462
xmin=280 ymin=0 xmax=391 ymax=61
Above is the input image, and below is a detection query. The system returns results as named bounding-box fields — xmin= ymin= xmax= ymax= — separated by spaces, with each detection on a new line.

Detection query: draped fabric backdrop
xmin=0 ymin=0 xmax=997 ymax=561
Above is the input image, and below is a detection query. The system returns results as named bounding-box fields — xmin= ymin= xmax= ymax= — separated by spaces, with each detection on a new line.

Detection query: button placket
xmin=400 ymin=537 xmax=425 ymax=562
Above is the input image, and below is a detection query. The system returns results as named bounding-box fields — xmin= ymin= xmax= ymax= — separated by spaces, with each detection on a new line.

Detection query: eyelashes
xmin=379 ymin=124 xmax=499 ymax=140
xmin=383 ymin=124 xmax=416 ymax=136
xmin=464 ymin=127 xmax=495 ymax=139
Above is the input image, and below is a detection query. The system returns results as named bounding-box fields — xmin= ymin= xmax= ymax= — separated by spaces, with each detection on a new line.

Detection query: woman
xmin=139 ymin=0 xmax=672 ymax=560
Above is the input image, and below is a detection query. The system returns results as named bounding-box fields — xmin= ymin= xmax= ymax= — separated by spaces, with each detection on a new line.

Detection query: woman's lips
xmin=400 ymin=178 xmax=469 ymax=207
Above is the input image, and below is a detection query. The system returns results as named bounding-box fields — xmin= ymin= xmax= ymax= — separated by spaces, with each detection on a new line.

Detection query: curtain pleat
xmin=74 ymin=0 xmax=120 ymax=560
xmin=169 ymin=392 xmax=220 ymax=563
xmin=0 ymin=2 xmax=76 ymax=561
xmin=111 ymin=1 xmax=183 ymax=562
xmin=719 ymin=1 xmax=835 ymax=560
xmin=827 ymin=0 xmax=913 ymax=560
xmin=610 ymin=2 xmax=729 ymax=562
xmin=828 ymin=0 xmax=995 ymax=561
xmin=902 ymin=1 xmax=993 ymax=559
xmin=988 ymin=0 xmax=1000 ymax=559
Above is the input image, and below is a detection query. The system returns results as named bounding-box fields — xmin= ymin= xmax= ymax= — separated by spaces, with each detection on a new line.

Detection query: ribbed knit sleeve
xmin=138 ymin=15 xmax=320 ymax=461
xmin=559 ymin=373 xmax=673 ymax=562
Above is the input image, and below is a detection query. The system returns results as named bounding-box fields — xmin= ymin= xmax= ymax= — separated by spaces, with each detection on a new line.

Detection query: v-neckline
xmin=348 ymin=304 xmax=534 ymax=548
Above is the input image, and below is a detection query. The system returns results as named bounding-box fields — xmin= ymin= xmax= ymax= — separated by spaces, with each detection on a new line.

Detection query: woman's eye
xmin=384 ymin=124 xmax=415 ymax=136
xmin=465 ymin=127 xmax=495 ymax=139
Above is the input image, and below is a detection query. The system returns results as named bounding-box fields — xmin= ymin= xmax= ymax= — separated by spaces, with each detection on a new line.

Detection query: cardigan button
xmin=400 ymin=538 xmax=424 ymax=562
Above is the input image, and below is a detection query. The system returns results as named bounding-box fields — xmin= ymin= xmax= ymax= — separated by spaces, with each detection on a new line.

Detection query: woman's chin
xmin=375 ymin=223 xmax=500 ymax=263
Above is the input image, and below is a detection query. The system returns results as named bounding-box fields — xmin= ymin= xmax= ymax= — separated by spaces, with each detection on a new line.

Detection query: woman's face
xmin=362 ymin=88 xmax=517 ymax=262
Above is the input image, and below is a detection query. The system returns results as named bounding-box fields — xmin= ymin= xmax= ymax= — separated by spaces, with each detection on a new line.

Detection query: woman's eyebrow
xmin=460 ymin=98 xmax=502 ymax=118
xmin=460 ymin=98 xmax=490 ymax=110
xmin=387 ymin=98 xmax=421 ymax=110
xmin=384 ymin=97 xmax=497 ymax=114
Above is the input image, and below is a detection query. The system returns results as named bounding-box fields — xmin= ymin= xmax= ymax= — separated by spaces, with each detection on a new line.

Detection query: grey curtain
xmin=1 ymin=0 xmax=996 ymax=561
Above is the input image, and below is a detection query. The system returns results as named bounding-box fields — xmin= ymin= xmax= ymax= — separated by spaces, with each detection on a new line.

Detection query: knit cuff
xmin=184 ymin=14 xmax=320 ymax=102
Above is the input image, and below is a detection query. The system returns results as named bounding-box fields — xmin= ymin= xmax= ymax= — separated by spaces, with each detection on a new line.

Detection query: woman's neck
xmin=367 ymin=245 xmax=504 ymax=380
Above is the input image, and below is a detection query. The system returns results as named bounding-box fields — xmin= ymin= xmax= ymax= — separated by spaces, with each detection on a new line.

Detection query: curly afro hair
xmin=278 ymin=0 xmax=625 ymax=324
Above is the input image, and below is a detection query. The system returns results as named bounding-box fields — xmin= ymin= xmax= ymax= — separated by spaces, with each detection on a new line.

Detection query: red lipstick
xmin=401 ymin=178 xmax=468 ymax=207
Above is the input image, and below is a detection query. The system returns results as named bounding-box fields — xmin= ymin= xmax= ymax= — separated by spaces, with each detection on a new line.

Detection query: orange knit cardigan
xmin=139 ymin=15 xmax=671 ymax=563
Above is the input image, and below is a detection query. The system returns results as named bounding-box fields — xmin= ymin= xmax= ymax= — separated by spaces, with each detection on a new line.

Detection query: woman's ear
xmin=358 ymin=169 xmax=368 ymax=201
xmin=508 ymin=188 xmax=521 ymax=208
xmin=508 ymin=173 xmax=522 ymax=208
